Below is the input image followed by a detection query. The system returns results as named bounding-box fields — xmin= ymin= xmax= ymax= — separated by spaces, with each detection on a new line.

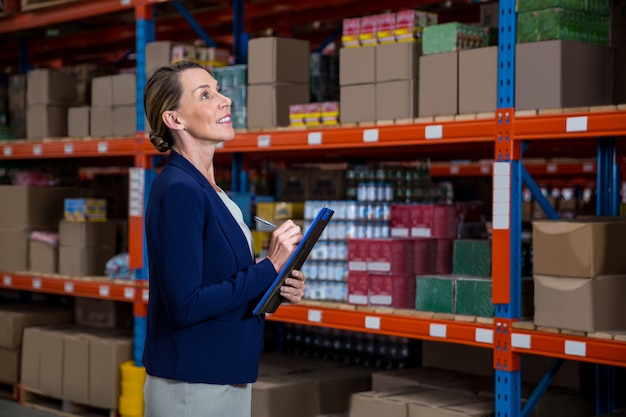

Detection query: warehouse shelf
xmin=0 ymin=270 xmax=147 ymax=304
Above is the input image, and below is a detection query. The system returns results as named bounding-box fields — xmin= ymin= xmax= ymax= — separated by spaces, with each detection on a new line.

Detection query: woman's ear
xmin=162 ymin=110 xmax=184 ymax=131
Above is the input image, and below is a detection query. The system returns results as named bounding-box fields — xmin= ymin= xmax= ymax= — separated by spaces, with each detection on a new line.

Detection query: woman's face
xmin=174 ymin=67 xmax=234 ymax=143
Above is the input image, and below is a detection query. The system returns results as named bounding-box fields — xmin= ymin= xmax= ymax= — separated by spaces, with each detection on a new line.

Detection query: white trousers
xmin=144 ymin=374 xmax=252 ymax=417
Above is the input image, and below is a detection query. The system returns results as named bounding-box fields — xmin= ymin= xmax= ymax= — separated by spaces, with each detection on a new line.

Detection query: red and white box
xmin=410 ymin=204 xmax=457 ymax=239
xmin=376 ymin=13 xmax=397 ymax=44
xmin=413 ymin=238 xmax=438 ymax=275
xmin=347 ymin=271 xmax=370 ymax=305
xmin=367 ymin=238 xmax=414 ymax=275
xmin=358 ymin=15 xmax=379 ymax=46
xmin=341 ymin=17 xmax=361 ymax=48
xmin=436 ymin=238 xmax=454 ymax=274
xmin=289 ymin=104 xmax=305 ymax=127
xmin=390 ymin=204 xmax=412 ymax=237
xmin=369 ymin=273 xmax=416 ymax=309
xmin=347 ymin=238 xmax=369 ymax=271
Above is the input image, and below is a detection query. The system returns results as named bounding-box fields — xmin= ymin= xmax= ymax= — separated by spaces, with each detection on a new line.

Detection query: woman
xmin=142 ymin=61 xmax=306 ymax=417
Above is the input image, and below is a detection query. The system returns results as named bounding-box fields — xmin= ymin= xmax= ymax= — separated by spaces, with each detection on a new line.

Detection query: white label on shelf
xmin=449 ymin=165 xmax=460 ymax=175
xmin=365 ymin=316 xmax=381 ymax=330
xmin=566 ymin=116 xmax=588 ymax=132
xmin=493 ymin=202 xmax=510 ymax=216
xmin=64 ymin=282 xmax=74 ymax=293
xmin=583 ymin=163 xmax=594 ymax=172
xmin=32 ymin=144 xmax=42 ymax=155
xmin=475 ymin=328 xmax=494 ymax=344
xmin=308 ymin=309 xmax=322 ymax=323
xmin=257 ymin=135 xmax=271 ymax=147
xmin=511 ymin=333 xmax=531 ymax=349
xmin=3 ymin=146 xmax=12 ymax=156
xmin=129 ymin=168 xmax=145 ymax=217
xmin=99 ymin=285 xmax=110 ymax=297
xmin=64 ymin=143 xmax=74 ymax=154
xmin=143 ymin=289 xmax=149 ymax=302
xmin=546 ymin=164 xmax=557 ymax=173
xmin=564 ymin=340 xmax=586 ymax=357
xmin=429 ymin=323 xmax=447 ymax=338
xmin=124 ymin=287 xmax=135 ymax=299
xmin=120 ymin=0 xmax=131 ymax=5
xmin=307 ymin=132 xmax=322 ymax=145
xmin=363 ymin=129 xmax=379 ymax=142
xmin=3 ymin=275 xmax=11 ymax=286
xmin=480 ymin=165 xmax=491 ymax=174
xmin=97 ymin=142 xmax=108 ymax=153
xmin=32 ymin=278 xmax=42 ymax=289
xmin=425 ymin=125 xmax=443 ymax=139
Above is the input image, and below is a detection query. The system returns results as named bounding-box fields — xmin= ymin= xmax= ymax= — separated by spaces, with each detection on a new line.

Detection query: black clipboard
xmin=253 ymin=206 xmax=334 ymax=315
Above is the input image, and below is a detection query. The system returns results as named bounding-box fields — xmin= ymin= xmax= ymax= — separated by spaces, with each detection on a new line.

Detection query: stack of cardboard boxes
xmin=86 ymin=73 xmax=137 ymax=138
xmin=26 ymin=69 xmax=77 ymax=139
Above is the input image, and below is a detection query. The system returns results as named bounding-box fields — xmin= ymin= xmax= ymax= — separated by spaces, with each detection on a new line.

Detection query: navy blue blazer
xmin=142 ymin=151 xmax=277 ymax=384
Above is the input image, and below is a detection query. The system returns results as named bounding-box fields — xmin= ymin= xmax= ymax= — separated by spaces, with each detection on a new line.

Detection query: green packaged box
xmin=455 ymin=276 xmax=493 ymax=317
xmin=416 ymin=275 xmax=454 ymax=313
xmin=517 ymin=0 xmax=586 ymax=13
xmin=452 ymin=239 xmax=491 ymax=278
xmin=422 ymin=22 xmax=487 ymax=55
xmin=518 ymin=11 xmax=540 ymax=43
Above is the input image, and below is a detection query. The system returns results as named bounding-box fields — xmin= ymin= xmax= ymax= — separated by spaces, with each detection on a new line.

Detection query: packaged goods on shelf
xmin=416 ymin=275 xmax=455 ymax=313
xmin=376 ymin=42 xmax=422 ymax=82
xmin=422 ymin=22 xmax=488 ymax=55
xmin=64 ymin=198 xmax=107 ymax=222
xmin=247 ymin=83 xmax=309 ymax=129
xmin=359 ymin=15 xmax=380 ymax=46
xmin=376 ymin=80 xmax=419 ymax=120
xmin=517 ymin=0 xmax=610 ymax=14
xmin=113 ymin=105 xmax=136 ymax=136
xmin=394 ymin=9 xmax=438 ymax=42
xmin=67 ymin=106 xmax=90 ymax=137
xmin=339 ymin=84 xmax=376 ymax=123
xmin=341 ymin=17 xmax=361 ymax=48
xmin=418 ymin=51 xmax=458 ymax=117
xmin=26 ymin=105 xmax=69 ymax=139
xmin=289 ymin=104 xmax=305 ymax=127
xmin=376 ymin=13 xmax=397 ymax=44
xmin=248 ymin=37 xmax=310 ymax=84
xmin=321 ymin=101 xmax=340 ymax=126
xmin=28 ymin=232 xmax=59 ymax=274
xmin=304 ymin=102 xmax=322 ymax=127
xmin=339 ymin=46 xmax=376 ymax=85
xmin=58 ymin=220 xmax=117 ymax=276
xmin=112 ymin=73 xmax=136 ymax=106
xmin=27 ymin=69 xmax=77 ymax=106
xmin=518 ymin=9 xmax=610 ymax=44
xmin=452 ymin=239 xmax=491 ymax=278
xmin=458 ymin=46 xmax=498 ymax=114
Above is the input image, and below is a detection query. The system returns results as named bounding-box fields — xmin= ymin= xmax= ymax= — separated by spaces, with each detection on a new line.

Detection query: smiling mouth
xmin=217 ymin=116 xmax=231 ymax=124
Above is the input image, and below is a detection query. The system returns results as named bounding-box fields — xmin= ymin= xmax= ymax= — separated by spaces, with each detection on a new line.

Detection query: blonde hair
xmin=143 ymin=61 xmax=206 ymax=152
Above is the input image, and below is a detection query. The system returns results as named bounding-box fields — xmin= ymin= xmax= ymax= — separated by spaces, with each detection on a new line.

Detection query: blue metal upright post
xmin=233 ymin=0 xmax=248 ymax=64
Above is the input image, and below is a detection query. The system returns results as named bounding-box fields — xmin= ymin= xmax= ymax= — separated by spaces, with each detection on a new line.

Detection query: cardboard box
xmin=339 ymin=47 xmax=376 ymax=85
xmin=91 ymin=76 xmax=113 ymax=106
xmin=339 ymin=84 xmax=376 ymax=123
xmin=145 ymin=41 xmax=175 ymax=76
xmin=8 ymin=73 xmax=26 ymax=112
xmin=419 ymin=52 xmax=458 ymax=117
xmin=39 ymin=327 xmax=66 ymax=398
xmin=11 ymin=109 xmax=27 ymax=139
xmin=62 ymin=332 xmax=91 ymax=403
xmin=376 ymin=42 xmax=422 ymax=82
xmin=26 ymin=69 xmax=77 ymax=105
xmin=252 ymin=375 xmax=320 ymax=417
xmin=532 ymin=218 xmax=626 ymax=278
xmin=376 ymin=80 xmax=419 ymax=120
xmin=347 ymin=271 xmax=369 ymax=305
xmin=20 ymin=327 xmax=42 ymax=389
xmin=0 ymin=227 xmax=30 ymax=272
xmin=26 ymin=104 xmax=69 ymax=139
xmin=247 ymin=83 xmax=310 ymax=129
xmin=248 ymin=37 xmax=310 ymax=85
xmin=458 ymin=46 xmax=497 ymax=114
xmin=0 ymin=347 xmax=20 ymax=384
xmin=112 ymin=73 xmax=136 ymax=106
xmin=74 ymin=297 xmax=133 ymax=329
xmin=411 ymin=204 xmax=458 ymax=239
xmin=59 ymin=246 xmax=116 ymax=276
xmin=59 ymin=220 xmax=116 ymax=248
xmin=113 ymin=105 xmax=136 ymax=136
xmin=534 ymin=274 xmax=626 ymax=332
xmin=89 ymin=334 xmax=133 ymax=409
xmin=390 ymin=204 xmax=413 ymax=238
xmin=90 ymin=105 xmax=113 ymax=137
xmin=28 ymin=240 xmax=58 ymax=274
xmin=347 ymin=239 xmax=370 ymax=272
xmin=68 ymin=106 xmax=90 ymax=137
xmin=349 ymin=388 xmax=425 ymax=417
xmin=0 ymin=304 xmax=74 ymax=349
xmin=515 ymin=40 xmax=612 ymax=110
xmin=0 ymin=184 xmax=78 ymax=226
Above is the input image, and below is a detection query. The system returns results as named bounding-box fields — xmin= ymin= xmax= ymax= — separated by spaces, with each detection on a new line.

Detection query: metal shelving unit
xmin=0 ymin=1 xmax=624 ymax=416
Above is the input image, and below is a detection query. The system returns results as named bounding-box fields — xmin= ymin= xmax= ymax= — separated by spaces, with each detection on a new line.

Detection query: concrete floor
xmin=0 ymin=398 xmax=57 ymax=417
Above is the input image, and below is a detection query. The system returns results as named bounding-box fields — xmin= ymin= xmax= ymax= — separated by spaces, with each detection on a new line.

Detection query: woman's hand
xmin=280 ymin=269 xmax=306 ymax=304
xmin=266 ymin=219 xmax=303 ymax=272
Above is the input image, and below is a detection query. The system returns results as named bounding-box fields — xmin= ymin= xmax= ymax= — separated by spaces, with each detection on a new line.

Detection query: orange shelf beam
xmin=0 ymin=271 xmax=148 ymax=305
xmin=515 ymin=110 xmax=626 ymax=140
xmin=430 ymin=161 xmax=598 ymax=177
xmin=0 ymin=137 xmax=155 ymax=160
xmin=266 ymin=303 xmax=496 ymax=349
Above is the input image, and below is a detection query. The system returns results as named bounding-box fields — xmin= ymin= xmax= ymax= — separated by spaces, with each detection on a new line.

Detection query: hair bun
xmin=149 ymin=132 xmax=170 ymax=152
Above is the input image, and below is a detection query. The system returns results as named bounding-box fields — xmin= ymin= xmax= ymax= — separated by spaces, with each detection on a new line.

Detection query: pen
xmin=254 ymin=216 xmax=278 ymax=229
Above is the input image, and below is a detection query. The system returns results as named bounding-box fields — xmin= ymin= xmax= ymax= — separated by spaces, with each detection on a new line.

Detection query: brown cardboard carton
xmin=74 ymin=297 xmax=133 ymax=329
xmin=376 ymin=80 xmax=419 ymax=120
xmin=89 ymin=334 xmax=132 ymax=409
xmin=26 ymin=105 xmax=69 ymax=139
xmin=146 ymin=41 xmax=175 ymax=76
xmin=0 ymin=185 xmax=78 ymax=229
xmin=91 ymin=76 xmax=113 ymax=106
xmin=59 ymin=219 xmax=117 ymax=248
xmin=248 ymin=37 xmax=310 ymax=85
xmin=532 ymin=218 xmax=626 ymax=278
xmin=533 ymin=274 xmax=626 ymax=332
xmin=515 ymin=40 xmax=612 ymax=110
xmin=26 ymin=69 xmax=77 ymax=106
xmin=68 ymin=106 xmax=90 ymax=137
xmin=0 ymin=304 xmax=74 ymax=349
xmin=419 ymin=52 xmax=458 ymax=117
xmin=0 ymin=227 xmax=30 ymax=271
xmin=39 ymin=327 xmax=66 ymax=398
xmin=339 ymin=47 xmax=376 ymax=85
xmin=458 ymin=47 xmax=497 ymax=114
xmin=28 ymin=240 xmax=58 ymax=274
xmin=62 ymin=332 xmax=91 ymax=404
xmin=349 ymin=388 xmax=428 ymax=417
xmin=20 ymin=327 xmax=42 ymax=389
xmin=252 ymin=375 xmax=320 ymax=417
xmin=247 ymin=83 xmax=309 ymax=129
xmin=113 ymin=105 xmax=136 ymax=136
xmin=90 ymin=106 xmax=113 ymax=137
xmin=112 ymin=73 xmax=136 ymax=106
xmin=411 ymin=399 xmax=494 ymax=417
xmin=376 ymin=42 xmax=422 ymax=82
xmin=8 ymin=73 xmax=26 ymax=112
xmin=0 ymin=347 xmax=20 ymax=384
xmin=59 ymin=246 xmax=116 ymax=276
xmin=339 ymin=84 xmax=376 ymax=123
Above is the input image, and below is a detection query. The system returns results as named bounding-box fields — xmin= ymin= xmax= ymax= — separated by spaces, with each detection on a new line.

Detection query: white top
xmin=217 ymin=190 xmax=254 ymax=259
